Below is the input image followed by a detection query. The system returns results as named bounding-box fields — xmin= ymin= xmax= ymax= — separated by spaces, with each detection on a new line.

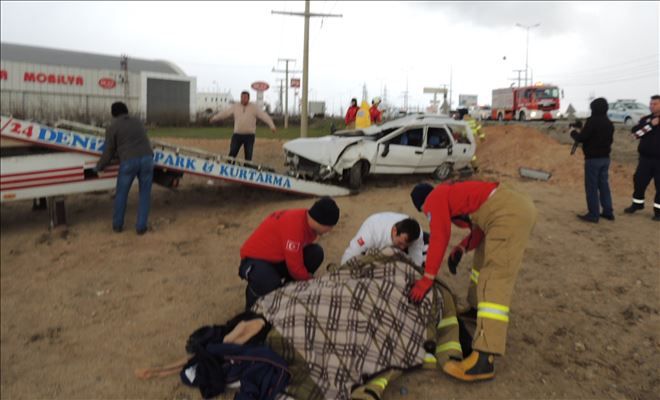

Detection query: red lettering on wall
xmin=0 ymin=70 xmax=7 ymax=80
xmin=22 ymin=72 xmax=84 ymax=86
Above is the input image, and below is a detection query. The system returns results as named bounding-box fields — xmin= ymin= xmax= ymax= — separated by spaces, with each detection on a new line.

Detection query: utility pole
xmin=362 ymin=83 xmax=368 ymax=103
xmin=509 ymin=69 xmax=525 ymax=87
xmin=276 ymin=78 xmax=285 ymax=114
xmin=449 ymin=64 xmax=453 ymax=111
xmin=515 ymin=23 xmax=540 ymax=86
xmin=272 ymin=58 xmax=300 ymax=129
xmin=120 ymin=54 xmax=129 ymax=102
xmin=272 ymin=0 xmax=342 ymax=137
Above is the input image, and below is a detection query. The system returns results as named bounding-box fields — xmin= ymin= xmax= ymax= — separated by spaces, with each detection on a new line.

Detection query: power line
xmin=535 ymin=54 xmax=659 ymax=78
xmin=557 ymin=71 xmax=658 ymax=88
xmin=540 ymin=65 xmax=659 ymax=84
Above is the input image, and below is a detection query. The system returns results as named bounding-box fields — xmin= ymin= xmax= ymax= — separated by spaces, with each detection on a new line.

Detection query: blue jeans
xmin=113 ymin=155 xmax=154 ymax=231
xmin=584 ymin=158 xmax=613 ymax=218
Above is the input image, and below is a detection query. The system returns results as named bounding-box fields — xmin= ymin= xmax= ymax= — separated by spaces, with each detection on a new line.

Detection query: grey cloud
xmin=411 ymin=1 xmax=584 ymax=35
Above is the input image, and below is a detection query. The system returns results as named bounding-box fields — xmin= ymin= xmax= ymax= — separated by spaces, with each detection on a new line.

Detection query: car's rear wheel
xmin=498 ymin=113 xmax=504 ymax=122
xmin=624 ymin=117 xmax=633 ymax=126
xmin=518 ymin=111 xmax=526 ymax=121
xmin=433 ymin=162 xmax=453 ymax=181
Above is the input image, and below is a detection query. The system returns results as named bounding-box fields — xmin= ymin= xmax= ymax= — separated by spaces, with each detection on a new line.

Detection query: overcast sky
xmin=1 ymin=1 xmax=658 ymax=115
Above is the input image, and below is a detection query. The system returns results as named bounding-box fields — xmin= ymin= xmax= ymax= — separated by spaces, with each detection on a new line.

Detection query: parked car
xmin=469 ymin=105 xmax=492 ymax=121
xmin=607 ymin=100 xmax=648 ymax=126
xmin=283 ymin=114 xmax=476 ymax=189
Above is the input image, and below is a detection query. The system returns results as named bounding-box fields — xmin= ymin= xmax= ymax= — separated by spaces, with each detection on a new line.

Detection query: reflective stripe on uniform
xmin=424 ymin=353 xmax=437 ymax=364
xmin=632 ymin=198 xmax=645 ymax=204
xmin=436 ymin=341 xmax=462 ymax=354
xmin=478 ymin=301 xmax=510 ymax=322
xmin=470 ymin=268 xmax=480 ymax=284
xmin=437 ymin=316 xmax=459 ymax=329
xmin=654 ymin=203 xmax=660 ymax=209
xmin=370 ymin=377 xmax=388 ymax=389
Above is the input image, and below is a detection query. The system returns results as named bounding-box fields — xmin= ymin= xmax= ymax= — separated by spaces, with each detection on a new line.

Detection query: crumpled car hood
xmin=283 ymin=136 xmax=363 ymax=166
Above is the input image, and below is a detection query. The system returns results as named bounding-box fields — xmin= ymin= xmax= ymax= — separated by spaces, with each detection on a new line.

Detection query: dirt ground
xmin=1 ymin=124 xmax=659 ymax=400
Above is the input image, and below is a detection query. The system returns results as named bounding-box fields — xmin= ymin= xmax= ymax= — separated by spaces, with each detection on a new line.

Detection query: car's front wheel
xmin=433 ymin=162 xmax=453 ymax=181
xmin=347 ymin=162 xmax=364 ymax=190
xmin=624 ymin=117 xmax=633 ymax=126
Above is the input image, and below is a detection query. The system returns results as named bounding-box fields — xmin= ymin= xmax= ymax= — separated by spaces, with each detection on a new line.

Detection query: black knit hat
xmin=309 ymin=197 xmax=340 ymax=226
xmin=410 ymin=183 xmax=434 ymax=212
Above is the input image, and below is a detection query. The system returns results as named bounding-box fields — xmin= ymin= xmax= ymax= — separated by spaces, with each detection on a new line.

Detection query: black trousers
xmin=229 ymin=133 xmax=256 ymax=161
xmin=239 ymin=244 xmax=324 ymax=310
xmin=632 ymin=156 xmax=660 ymax=209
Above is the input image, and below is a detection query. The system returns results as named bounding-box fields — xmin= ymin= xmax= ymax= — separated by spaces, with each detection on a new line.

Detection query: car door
xmin=372 ymin=126 xmax=425 ymax=174
xmin=417 ymin=125 xmax=452 ymax=173
xmin=608 ymin=103 xmax=623 ymax=122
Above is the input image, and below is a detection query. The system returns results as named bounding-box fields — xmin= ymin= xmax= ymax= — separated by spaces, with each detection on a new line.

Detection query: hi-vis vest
xmin=355 ymin=100 xmax=372 ymax=129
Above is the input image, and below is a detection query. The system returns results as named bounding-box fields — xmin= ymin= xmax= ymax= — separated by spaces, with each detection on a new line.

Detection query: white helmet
xmin=372 ymin=96 xmax=382 ymax=104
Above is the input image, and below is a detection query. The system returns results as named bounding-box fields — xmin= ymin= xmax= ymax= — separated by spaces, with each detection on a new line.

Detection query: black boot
xmin=624 ymin=203 xmax=644 ymax=214
xmin=654 ymin=208 xmax=660 ymax=221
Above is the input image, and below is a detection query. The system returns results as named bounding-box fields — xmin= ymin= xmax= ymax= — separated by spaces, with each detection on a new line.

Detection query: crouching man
xmin=238 ymin=197 xmax=340 ymax=309
xmin=341 ymin=212 xmax=424 ymax=266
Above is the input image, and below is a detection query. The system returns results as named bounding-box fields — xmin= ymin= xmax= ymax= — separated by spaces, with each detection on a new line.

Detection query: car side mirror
xmin=381 ymin=143 xmax=390 ymax=158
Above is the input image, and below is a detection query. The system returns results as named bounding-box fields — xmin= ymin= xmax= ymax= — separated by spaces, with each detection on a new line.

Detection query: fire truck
xmin=491 ymin=84 xmax=562 ymax=121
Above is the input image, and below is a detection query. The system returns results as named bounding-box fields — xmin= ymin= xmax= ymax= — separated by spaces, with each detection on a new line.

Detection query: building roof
xmin=0 ymin=42 xmax=186 ymax=76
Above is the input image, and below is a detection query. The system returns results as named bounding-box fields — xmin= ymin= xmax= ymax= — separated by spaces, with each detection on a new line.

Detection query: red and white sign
xmin=291 ymin=78 xmax=300 ymax=88
xmin=98 ymin=77 xmax=117 ymax=89
xmin=0 ymin=70 xmax=7 ymax=81
xmin=357 ymin=237 xmax=365 ymax=247
xmin=251 ymin=81 xmax=269 ymax=92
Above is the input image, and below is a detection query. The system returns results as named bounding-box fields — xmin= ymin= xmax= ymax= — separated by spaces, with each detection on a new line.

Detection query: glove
xmin=408 ymin=276 xmax=434 ymax=304
xmin=447 ymin=246 xmax=464 ymax=275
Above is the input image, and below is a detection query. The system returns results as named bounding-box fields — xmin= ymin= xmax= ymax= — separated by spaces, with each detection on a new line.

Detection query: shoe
xmin=600 ymin=213 xmax=615 ymax=221
xmin=624 ymin=203 xmax=644 ymax=214
xmin=112 ymin=226 xmax=123 ymax=233
xmin=577 ymin=214 xmax=598 ymax=223
xmin=442 ymin=350 xmax=495 ymax=382
xmin=653 ymin=211 xmax=660 ymax=221
xmin=136 ymin=228 xmax=147 ymax=235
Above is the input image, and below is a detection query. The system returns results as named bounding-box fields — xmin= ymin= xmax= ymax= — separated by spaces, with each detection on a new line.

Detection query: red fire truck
xmin=491 ymin=84 xmax=562 ymax=121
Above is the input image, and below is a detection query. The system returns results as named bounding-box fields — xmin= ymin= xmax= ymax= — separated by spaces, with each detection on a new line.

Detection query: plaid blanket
xmin=254 ymin=247 xmax=444 ymax=400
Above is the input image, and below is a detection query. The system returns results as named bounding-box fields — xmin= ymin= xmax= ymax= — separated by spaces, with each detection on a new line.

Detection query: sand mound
xmin=476 ymin=125 xmax=634 ymax=191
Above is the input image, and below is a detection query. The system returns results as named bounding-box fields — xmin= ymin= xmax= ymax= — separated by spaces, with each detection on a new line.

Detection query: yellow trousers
xmin=469 ymin=184 xmax=537 ymax=355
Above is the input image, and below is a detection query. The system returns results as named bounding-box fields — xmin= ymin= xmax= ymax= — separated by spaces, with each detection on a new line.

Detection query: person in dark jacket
xmin=570 ymin=97 xmax=614 ymax=223
xmin=624 ymin=95 xmax=660 ymax=221
xmin=96 ymin=102 xmax=154 ymax=234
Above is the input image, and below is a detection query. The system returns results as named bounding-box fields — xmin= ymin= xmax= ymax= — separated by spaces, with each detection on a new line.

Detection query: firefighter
xmin=409 ymin=181 xmax=537 ymax=381
xmin=446 ymin=217 xmax=485 ymax=319
xmin=344 ymin=98 xmax=360 ymax=129
xmin=624 ymin=95 xmax=660 ymax=221
xmin=369 ymin=97 xmax=383 ymax=125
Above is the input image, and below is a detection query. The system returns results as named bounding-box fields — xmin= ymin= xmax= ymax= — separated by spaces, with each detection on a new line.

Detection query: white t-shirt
xmin=341 ymin=212 xmax=424 ymax=266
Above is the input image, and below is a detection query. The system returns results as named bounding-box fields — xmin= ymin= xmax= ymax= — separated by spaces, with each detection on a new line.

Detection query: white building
xmin=0 ymin=42 xmax=196 ymax=126
xmin=196 ymin=91 xmax=233 ymax=113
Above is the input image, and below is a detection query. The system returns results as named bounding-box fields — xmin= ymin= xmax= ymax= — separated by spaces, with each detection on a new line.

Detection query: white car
xmin=607 ymin=100 xmax=648 ymax=126
xmin=283 ymin=114 xmax=476 ymax=189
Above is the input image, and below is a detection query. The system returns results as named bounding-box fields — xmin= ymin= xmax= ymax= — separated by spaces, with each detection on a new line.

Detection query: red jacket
xmin=422 ymin=181 xmax=498 ymax=276
xmin=369 ymin=106 xmax=382 ymax=124
xmin=345 ymin=106 xmax=359 ymax=125
xmin=457 ymin=225 xmax=485 ymax=251
xmin=240 ymin=209 xmax=317 ymax=281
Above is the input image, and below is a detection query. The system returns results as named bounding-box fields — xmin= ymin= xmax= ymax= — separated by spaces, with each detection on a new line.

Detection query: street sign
xmin=251 ymin=81 xmax=270 ymax=91
xmin=291 ymin=78 xmax=301 ymax=88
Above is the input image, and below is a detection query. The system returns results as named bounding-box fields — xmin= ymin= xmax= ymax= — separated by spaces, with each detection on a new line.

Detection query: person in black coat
xmin=571 ymin=97 xmax=614 ymax=223
xmin=624 ymin=95 xmax=660 ymax=221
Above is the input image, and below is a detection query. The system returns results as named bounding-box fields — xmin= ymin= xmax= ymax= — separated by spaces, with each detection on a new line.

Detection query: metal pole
xmin=284 ymin=61 xmax=289 ymax=128
xmin=301 ymin=0 xmax=310 ymax=137
xmin=525 ymin=28 xmax=529 ymax=86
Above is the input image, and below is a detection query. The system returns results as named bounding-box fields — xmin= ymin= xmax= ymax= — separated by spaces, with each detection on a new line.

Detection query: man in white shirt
xmin=341 ymin=212 xmax=424 ymax=266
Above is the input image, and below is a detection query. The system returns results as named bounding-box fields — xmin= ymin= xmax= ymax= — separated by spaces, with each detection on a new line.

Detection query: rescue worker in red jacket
xmin=369 ymin=97 xmax=383 ymax=125
xmin=345 ymin=98 xmax=359 ymax=129
xmin=239 ymin=197 xmax=340 ymax=309
xmin=409 ymin=181 xmax=537 ymax=382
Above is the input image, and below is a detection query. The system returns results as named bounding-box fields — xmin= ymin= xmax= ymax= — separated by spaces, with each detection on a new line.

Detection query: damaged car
xmin=283 ymin=114 xmax=476 ymax=189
